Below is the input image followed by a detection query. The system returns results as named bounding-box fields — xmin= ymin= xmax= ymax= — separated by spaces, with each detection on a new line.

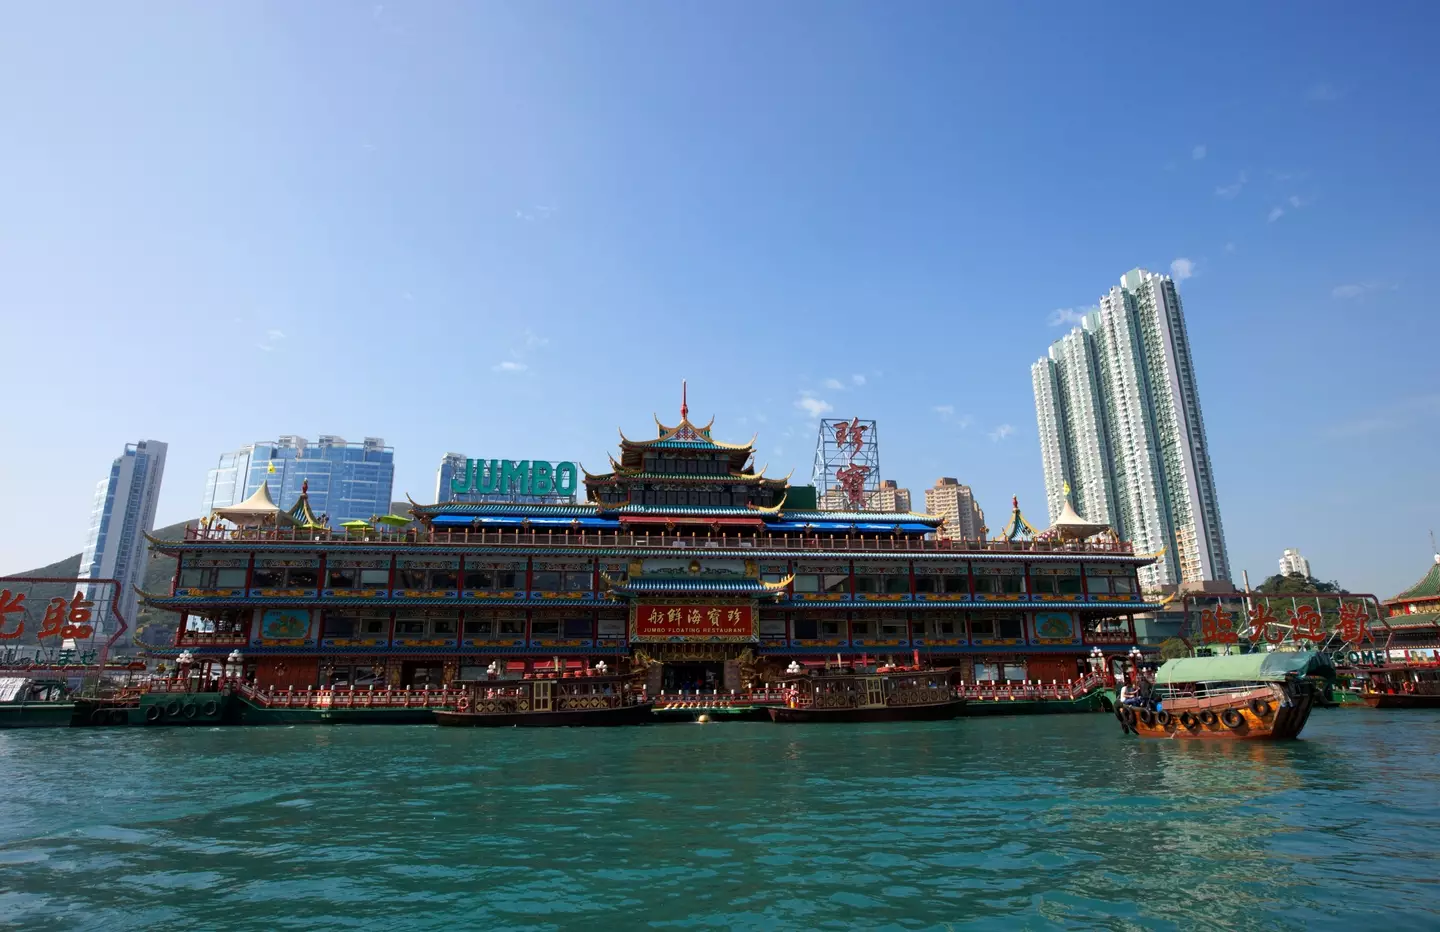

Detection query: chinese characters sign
xmin=631 ymin=603 xmax=755 ymax=642
xmin=1195 ymin=598 xmax=1374 ymax=646
xmin=0 ymin=590 xmax=95 ymax=641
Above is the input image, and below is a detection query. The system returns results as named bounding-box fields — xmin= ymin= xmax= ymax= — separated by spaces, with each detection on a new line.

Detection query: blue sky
xmin=2 ymin=2 xmax=1437 ymax=599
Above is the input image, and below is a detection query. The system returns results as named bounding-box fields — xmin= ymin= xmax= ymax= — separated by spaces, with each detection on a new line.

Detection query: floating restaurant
xmin=139 ymin=395 xmax=1162 ymax=693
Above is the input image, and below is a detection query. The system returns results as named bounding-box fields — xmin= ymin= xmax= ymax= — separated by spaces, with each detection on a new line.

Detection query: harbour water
xmin=2 ymin=712 xmax=1438 ymax=931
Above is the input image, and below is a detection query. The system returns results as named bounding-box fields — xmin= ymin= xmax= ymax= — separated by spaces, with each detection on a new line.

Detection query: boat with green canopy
xmin=1116 ymin=650 xmax=1333 ymax=741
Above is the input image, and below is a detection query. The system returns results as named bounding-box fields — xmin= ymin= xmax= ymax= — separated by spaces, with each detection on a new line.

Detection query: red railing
xmin=654 ymin=688 xmax=789 ymax=707
xmin=179 ymin=525 xmax=1135 ymax=556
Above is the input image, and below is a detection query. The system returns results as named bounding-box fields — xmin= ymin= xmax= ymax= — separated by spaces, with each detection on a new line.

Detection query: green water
xmin=2 ymin=712 xmax=1438 ymax=931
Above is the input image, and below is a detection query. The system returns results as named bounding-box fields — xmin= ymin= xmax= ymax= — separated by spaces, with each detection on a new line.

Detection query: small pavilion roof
xmin=1000 ymin=496 xmax=1038 ymax=541
xmin=1047 ymin=497 xmax=1110 ymax=541
xmin=285 ymin=483 xmax=327 ymax=530
xmin=213 ymin=481 xmax=297 ymax=527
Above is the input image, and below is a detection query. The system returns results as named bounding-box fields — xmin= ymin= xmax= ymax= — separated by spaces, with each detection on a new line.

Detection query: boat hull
xmin=768 ymin=699 xmax=966 ymax=723
xmin=0 ymin=703 xmax=77 ymax=729
xmin=435 ymin=702 xmax=655 ymax=727
xmin=1120 ymin=687 xmax=1315 ymax=740
xmin=1361 ymin=692 xmax=1440 ymax=709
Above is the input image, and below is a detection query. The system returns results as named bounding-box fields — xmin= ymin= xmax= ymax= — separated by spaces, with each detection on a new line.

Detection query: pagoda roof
xmin=1001 ymin=496 xmax=1039 ymax=541
xmin=1388 ymin=555 xmax=1440 ymax=605
xmin=286 ymin=484 xmax=327 ymax=530
xmin=1384 ymin=610 xmax=1440 ymax=630
xmin=609 ymin=385 xmax=756 ymax=472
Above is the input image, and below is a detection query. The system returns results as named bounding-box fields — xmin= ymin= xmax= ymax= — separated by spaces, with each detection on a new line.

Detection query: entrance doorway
xmin=400 ymin=661 xmax=444 ymax=688
xmin=663 ymin=662 xmax=724 ymax=693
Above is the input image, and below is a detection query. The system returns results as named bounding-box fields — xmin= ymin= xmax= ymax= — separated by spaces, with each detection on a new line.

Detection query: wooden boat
xmin=0 ymin=677 xmax=77 ymax=729
xmin=768 ymin=668 xmax=966 ymax=723
xmin=1358 ymin=664 xmax=1440 ymax=708
xmin=435 ymin=672 xmax=654 ymax=727
xmin=1116 ymin=651 xmax=1333 ymax=740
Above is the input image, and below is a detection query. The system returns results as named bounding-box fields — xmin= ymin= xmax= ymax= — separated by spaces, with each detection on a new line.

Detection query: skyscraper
xmin=79 ymin=439 xmax=168 ymax=639
xmin=1032 ymin=268 xmax=1230 ymax=589
xmin=924 ymin=478 xmax=986 ymax=541
xmin=1279 ymin=548 xmax=1312 ymax=579
xmin=202 ymin=436 xmax=394 ymax=527
xmin=821 ymin=478 xmax=912 ymax=512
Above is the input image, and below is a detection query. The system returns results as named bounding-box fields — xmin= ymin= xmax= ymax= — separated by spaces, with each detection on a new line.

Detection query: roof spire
xmin=681 ymin=379 xmax=688 ymax=421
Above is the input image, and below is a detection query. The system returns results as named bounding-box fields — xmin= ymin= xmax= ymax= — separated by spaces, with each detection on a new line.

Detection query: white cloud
xmin=794 ymin=394 xmax=833 ymax=418
xmin=1267 ymin=206 xmax=1286 ymax=223
xmin=1224 ymin=242 xmax=1236 ymax=253
xmin=989 ymin=424 xmax=1015 ymax=442
xmin=1288 ymin=194 xmax=1310 ymax=209
xmin=1192 ymin=144 xmax=1207 ymax=160
xmin=1047 ymin=306 xmax=1093 ymax=327
xmin=256 ymin=330 xmax=285 ymax=352
xmin=493 ymin=360 xmax=528 ymax=373
xmin=851 ymin=374 xmax=866 ymax=386
xmin=957 ymin=414 xmax=975 ymax=429
xmin=1214 ymin=170 xmax=1249 ymax=199
xmin=933 ymin=404 xmax=955 ymax=417
xmin=823 ymin=378 xmax=845 ymax=390
xmin=266 ymin=329 xmax=285 ymax=340
xmin=523 ymin=329 xmax=549 ymax=348
xmin=1170 ymin=258 xmax=1195 ymax=281
xmin=1332 ymin=281 xmax=1397 ymax=300
xmin=1308 ymin=83 xmax=1341 ymax=102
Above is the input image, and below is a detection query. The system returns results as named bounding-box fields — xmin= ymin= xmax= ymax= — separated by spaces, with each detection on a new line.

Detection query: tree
xmin=1159 ymin=637 xmax=1190 ymax=660
xmin=1255 ymin=572 xmax=1344 ymax=595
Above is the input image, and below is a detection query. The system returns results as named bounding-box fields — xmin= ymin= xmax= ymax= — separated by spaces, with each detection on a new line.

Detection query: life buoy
xmin=1137 ymin=708 xmax=1156 ymax=727
xmin=182 ymin=705 xmax=198 ymax=720
xmin=1249 ymin=698 xmax=1272 ymax=717
xmin=1221 ymin=708 xmax=1245 ymax=729
xmin=110 ymin=709 xmax=127 ymax=726
xmin=165 ymin=700 xmax=181 ymax=717
xmin=145 ymin=705 xmax=162 ymax=723
xmin=1198 ymin=710 xmax=1217 ymax=727
xmin=1404 ymin=681 xmax=1417 ymax=694
xmin=202 ymin=701 xmax=219 ymax=717
xmin=1155 ymin=710 xmax=1172 ymax=728
xmin=457 ymin=696 xmax=471 ymax=712
xmin=1179 ymin=711 xmax=1198 ymax=730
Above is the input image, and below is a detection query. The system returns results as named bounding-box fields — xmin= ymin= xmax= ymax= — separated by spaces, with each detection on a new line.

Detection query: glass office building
xmin=203 ymin=436 xmax=394 ymax=527
xmin=79 ymin=439 xmax=168 ymax=640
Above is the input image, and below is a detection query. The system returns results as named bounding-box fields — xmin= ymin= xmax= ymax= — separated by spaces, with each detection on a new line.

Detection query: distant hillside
xmin=6 ymin=502 xmax=418 ymax=646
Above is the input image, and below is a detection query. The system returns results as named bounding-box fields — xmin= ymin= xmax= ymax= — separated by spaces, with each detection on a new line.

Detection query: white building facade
xmin=1031 ymin=269 xmax=1230 ymax=590
xmin=79 ymin=439 xmax=168 ymax=640
xmin=1279 ymin=548 xmax=1312 ymax=579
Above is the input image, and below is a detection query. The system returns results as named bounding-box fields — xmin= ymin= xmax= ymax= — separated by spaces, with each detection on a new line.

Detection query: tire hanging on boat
xmin=165 ymin=700 xmax=181 ymax=717
xmin=1137 ymin=708 xmax=1156 ymax=727
xmin=1198 ymin=710 xmax=1217 ymax=727
xmin=145 ymin=705 xmax=162 ymax=723
xmin=1249 ymin=698 xmax=1271 ymax=717
xmin=110 ymin=709 xmax=127 ymax=725
xmin=1179 ymin=711 xmax=1198 ymax=730
xmin=202 ymin=701 xmax=219 ymax=717
xmin=1221 ymin=708 xmax=1245 ymax=729
xmin=1155 ymin=710 xmax=1172 ymax=728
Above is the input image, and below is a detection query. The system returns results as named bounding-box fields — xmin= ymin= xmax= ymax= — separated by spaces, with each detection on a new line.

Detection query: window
xmin=564 ymin=618 xmax=592 ymax=638
xmin=1112 ymin=577 xmax=1135 ymax=594
xmin=820 ymin=619 xmax=843 ymax=637
xmin=1031 ymin=575 xmax=1057 ymax=595
xmin=288 ymin=568 xmax=318 ymax=588
xmin=823 ymin=574 xmax=850 ymax=593
xmin=597 ymin=618 xmax=626 ymax=637
xmin=432 ymin=618 xmax=457 ymax=636
xmin=792 ymin=618 xmax=818 ymax=639
xmin=327 ymin=568 xmax=356 ymax=588
xmin=498 ymin=618 xmax=525 ymax=636
xmin=531 ymin=619 xmax=561 ymax=636
xmin=431 ymin=570 xmax=458 ymax=590
xmin=759 ymin=617 xmax=787 ymax=636
xmin=251 ymin=568 xmax=284 ymax=587
xmin=463 ymin=569 xmax=494 ymax=589
xmin=792 ymin=575 xmax=821 ymax=593
xmin=970 ymin=618 xmax=995 ymax=638
xmin=464 ymin=618 xmax=493 ymax=636
xmin=395 ymin=619 xmax=426 ymax=635
xmin=360 ymin=569 xmax=390 ymax=587
xmin=850 ymin=619 xmax=876 ymax=638
xmin=362 ymin=617 xmax=389 ymax=635
xmin=853 ymin=575 xmax=881 ymax=593
xmin=761 ymin=572 xmax=789 ymax=585
xmin=1057 ymin=575 xmax=1084 ymax=596
xmin=495 ymin=570 xmax=522 ymax=589
xmin=532 ymin=571 xmax=562 ymax=590
xmin=323 ymin=615 xmax=357 ymax=638
xmin=997 ymin=616 xmax=1024 ymax=639
xmin=884 ymin=575 xmax=910 ymax=595
xmin=564 ymin=571 xmax=592 ymax=591
xmin=179 ymin=566 xmax=247 ymax=588
xmin=879 ymin=619 xmax=907 ymax=637
xmin=942 ymin=574 xmax=969 ymax=594
xmin=397 ymin=568 xmax=428 ymax=589
xmin=914 ymin=575 xmax=938 ymax=593
xmin=1000 ymin=575 xmax=1025 ymax=595
xmin=927 ymin=618 xmax=959 ymax=637
xmin=973 ymin=576 xmax=997 ymax=594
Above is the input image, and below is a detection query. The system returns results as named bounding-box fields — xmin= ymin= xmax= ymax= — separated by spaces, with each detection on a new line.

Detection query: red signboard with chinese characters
xmin=631 ymin=603 xmax=756 ymax=642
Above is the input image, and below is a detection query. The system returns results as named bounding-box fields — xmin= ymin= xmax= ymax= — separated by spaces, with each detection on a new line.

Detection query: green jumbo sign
xmin=452 ymin=459 xmax=579 ymax=497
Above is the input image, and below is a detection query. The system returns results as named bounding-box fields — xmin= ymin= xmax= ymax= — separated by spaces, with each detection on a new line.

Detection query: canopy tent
xmin=1155 ymin=651 xmax=1336 ymax=685
xmin=1047 ymin=497 xmax=1110 ymax=541
xmin=340 ymin=519 xmax=373 ymax=530
xmin=211 ymin=481 xmax=297 ymax=527
xmin=374 ymin=513 xmax=412 ymax=527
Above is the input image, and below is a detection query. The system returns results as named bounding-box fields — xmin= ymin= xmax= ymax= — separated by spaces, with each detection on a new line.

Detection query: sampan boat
xmin=1116 ymin=651 xmax=1333 ymax=741
xmin=435 ymin=672 xmax=653 ymax=727
xmin=768 ymin=668 xmax=966 ymax=723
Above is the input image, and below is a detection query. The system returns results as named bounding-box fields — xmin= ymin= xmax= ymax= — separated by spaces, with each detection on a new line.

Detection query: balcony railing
xmin=178 ymin=525 xmax=1136 ymax=556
